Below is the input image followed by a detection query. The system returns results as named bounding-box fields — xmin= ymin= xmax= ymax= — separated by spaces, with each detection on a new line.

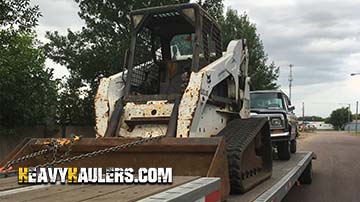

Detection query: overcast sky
xmin=32 ymin=0 xmax=360 ymax=118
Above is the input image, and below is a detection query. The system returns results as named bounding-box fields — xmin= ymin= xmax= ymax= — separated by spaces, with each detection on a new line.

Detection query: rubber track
xmin=216 ymin=117 xmax=272 ymax=193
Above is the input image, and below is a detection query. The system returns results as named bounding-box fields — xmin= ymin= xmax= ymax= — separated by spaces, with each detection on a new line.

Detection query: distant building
xmin=344 ymin=121 xmax=360 ymax=131
xmin=312 ymin=121 xmax=334 ymax=130
xmin=298 ymin=121 xmax=334 ymax=130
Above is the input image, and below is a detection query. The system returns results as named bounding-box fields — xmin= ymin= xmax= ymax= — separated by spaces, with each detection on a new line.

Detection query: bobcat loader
xmin=0 ymin=3 xmax=272 ymax=201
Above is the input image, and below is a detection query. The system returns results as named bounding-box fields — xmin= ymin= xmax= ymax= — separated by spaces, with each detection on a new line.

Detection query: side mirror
xmin=288 ymin=105 xmax=295 ymax=111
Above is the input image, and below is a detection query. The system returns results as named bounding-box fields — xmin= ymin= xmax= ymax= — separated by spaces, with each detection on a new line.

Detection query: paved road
xmin=283 ymin=131 xmax=360 ymax=202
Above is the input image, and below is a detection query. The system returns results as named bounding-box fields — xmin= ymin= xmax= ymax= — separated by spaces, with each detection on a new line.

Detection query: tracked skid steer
xmin=0 ymin=3 xmax=272 ymax=201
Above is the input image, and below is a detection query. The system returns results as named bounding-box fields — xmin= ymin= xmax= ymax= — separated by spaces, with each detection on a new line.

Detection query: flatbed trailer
xmin=0 ymin=152 xmax=314 ymax=202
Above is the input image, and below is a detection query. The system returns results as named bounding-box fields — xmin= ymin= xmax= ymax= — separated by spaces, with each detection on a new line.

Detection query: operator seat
xmin=159 ymin=61 xmax=190 ymax=94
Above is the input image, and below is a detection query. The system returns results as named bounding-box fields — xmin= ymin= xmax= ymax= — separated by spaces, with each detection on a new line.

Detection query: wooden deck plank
xmin=82 ymin=176 xmax=200 ymax=202
xmin=0 ymin=176 xmax=199 ymax=202
xmin=0 ymin=183 xmax=134 ymax=202
xmin=0 ymin=177 xmax=27 ymax=191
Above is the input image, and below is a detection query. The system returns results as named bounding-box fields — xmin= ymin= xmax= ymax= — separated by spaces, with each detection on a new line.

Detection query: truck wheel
xmin=299 ymin=162 xmax=312 ymax=184
xmin=290 ymin=139 xmax=297 ymax=153
xmin=277 ymin=141 xmax=290 ymax=160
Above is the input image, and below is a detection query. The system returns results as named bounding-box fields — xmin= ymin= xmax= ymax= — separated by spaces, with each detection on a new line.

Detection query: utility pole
xmin=348 ymin=104 xmax=351 ymax=133
xmin=302 ymin=102 xmax=305 ymax=124
xmin=349 ymin=74 xmax=358 ymax=134
xmin=289 ymin=64 xmax=293 ymax=101
xmin=356 ymin=101 xmax=358 ymax=135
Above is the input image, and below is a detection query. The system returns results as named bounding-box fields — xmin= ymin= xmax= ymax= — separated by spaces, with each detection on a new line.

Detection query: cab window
xmin=250 ymin=93 xmax=285 ymax=110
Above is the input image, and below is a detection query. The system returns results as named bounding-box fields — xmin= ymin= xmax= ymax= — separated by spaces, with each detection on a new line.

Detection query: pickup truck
xmin=250 ymin=90 xmax=299 ymax=160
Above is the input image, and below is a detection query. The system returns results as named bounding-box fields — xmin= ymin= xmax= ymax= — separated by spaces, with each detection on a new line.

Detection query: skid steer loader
xmin=0 ymin=3 xmax=272 ymax=201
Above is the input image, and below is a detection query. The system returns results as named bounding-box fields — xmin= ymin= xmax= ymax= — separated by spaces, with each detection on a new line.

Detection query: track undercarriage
xmin=217 ymin=118 xmax=272 ymax=193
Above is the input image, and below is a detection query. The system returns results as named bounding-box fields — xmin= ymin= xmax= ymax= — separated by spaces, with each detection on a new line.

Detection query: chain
xmin=36 ymin=135 xmax=165 ymax=168
xmin=60 ymin=135 xmax=77 ymax=159
xmin=50 ymin=138 xmax=60 ymax=162
xmin=1 ymin=135 xmax=80 ymax=172
xmin=1 ymin=134 xmax=164 ymax=174
xmin=2 ymin=148 xmax=50 ymax=170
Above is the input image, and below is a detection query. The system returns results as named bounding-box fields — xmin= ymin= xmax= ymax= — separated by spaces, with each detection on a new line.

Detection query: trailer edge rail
xmin=254 ymin=151 xmax=314 ymax=202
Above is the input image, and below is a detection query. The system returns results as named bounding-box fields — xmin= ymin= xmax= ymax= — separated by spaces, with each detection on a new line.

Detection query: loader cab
xmin=126 ymin=3 xmax=222 ymax=96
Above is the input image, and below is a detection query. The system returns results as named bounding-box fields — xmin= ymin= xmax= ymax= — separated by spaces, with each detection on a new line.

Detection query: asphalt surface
xmin=283 ymin=131 xmax=360 ymax=202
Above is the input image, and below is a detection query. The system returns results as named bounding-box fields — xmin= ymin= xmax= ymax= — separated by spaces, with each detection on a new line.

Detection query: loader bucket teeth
xmin=217 ymin=118 xmax=273 ymax=194
xmin=0 ymin=137 xmax=230 ymax=201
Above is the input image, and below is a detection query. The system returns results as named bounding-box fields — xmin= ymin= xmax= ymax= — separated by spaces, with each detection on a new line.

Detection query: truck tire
xmin=277 ymin=141 xmax=290 ymax=160
xmin=290 ymin=139 xmax=297 ymax=153
xmin=299 ymin=161 xmax=312 ymax=184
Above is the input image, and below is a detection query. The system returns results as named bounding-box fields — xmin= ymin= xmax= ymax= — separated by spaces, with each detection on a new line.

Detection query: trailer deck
xmin=228 ymin=151 xmax=314 ymax=202
xmin=0 ymin=152 xmax=314 ymax=202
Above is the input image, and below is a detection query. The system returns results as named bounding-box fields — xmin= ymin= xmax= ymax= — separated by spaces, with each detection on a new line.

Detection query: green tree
xmin=56 ymin=76 xmax=93 ymax=126
xmin=198 ymin=0 xmax=224 ymax=21
xmin=0 ymin=0 xmax=57 ymax=131
xmin=220 ymin=9 xmax=279 ymax=90
xmin=44 ymin=0 xmax=189 ymax=125
xmin=327 ymin=107 xmax=352 ymax=130
xmin=298 ymin=116 xmax=324 ymax=122
xmin=0 ymin=0 xmax=41 ymax=32
xmin=352 ymin=114 xmax=358 ymax=120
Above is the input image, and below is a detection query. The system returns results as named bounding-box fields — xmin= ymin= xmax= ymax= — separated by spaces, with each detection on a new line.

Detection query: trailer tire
xmin=290 ymin=139 xmax=297 ymax=153
xmin=299 ymin=161 xmax=312 ymax=184
xmin=277 ymin=141 xmax=290 ymax=160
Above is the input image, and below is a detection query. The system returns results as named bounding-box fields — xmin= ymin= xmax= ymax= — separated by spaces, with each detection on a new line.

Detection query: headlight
xmin=271 ymin=117 xmax=283 ymax=128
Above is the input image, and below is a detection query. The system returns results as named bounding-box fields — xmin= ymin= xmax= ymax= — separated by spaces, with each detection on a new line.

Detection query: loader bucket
xmin=0 ymin=137 xmax=229 ymax=200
